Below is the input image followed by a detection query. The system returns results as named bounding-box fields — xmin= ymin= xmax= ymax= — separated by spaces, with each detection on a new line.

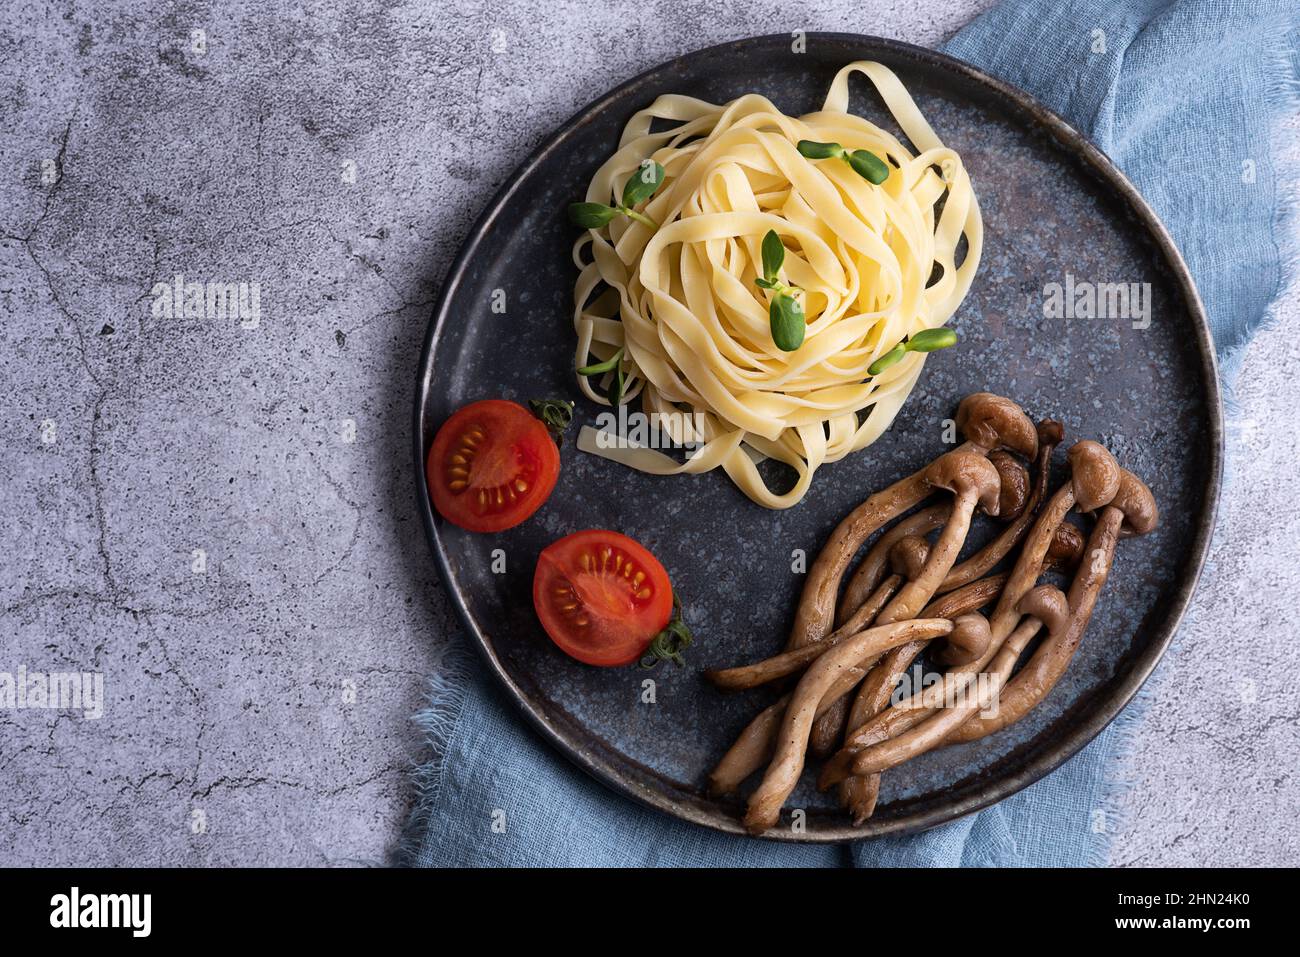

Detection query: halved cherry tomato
xmin=533 ymin=530 xmax=674 ymax=667
xmin=427 ymin=399 xmax=560 ymax=533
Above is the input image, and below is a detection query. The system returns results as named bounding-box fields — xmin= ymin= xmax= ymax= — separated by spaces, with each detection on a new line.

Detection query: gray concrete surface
xmin=0 ymin=1 xmax=1294 ymax=866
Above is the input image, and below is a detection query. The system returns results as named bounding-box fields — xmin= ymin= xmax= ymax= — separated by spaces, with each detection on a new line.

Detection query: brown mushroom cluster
xmin=703 ymin=392 xmax=1158 ymax=834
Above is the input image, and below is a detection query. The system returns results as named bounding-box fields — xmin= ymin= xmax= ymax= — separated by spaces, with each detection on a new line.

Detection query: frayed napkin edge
xmin=397 ymin=644 xmax=477 ymax=866
xmin=1219 ymin=24 xmax=1300 ymax=422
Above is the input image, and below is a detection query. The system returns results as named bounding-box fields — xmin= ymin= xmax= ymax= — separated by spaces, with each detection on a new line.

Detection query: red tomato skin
xmin=533 ymin=530 xmax=674 ymax=667
xmin=426 ymin=399 xmax=560 ymax=533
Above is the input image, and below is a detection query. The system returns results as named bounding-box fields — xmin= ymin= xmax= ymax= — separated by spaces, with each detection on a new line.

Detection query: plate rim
xmin=411 ymin=32 xmax=1224 ymax=843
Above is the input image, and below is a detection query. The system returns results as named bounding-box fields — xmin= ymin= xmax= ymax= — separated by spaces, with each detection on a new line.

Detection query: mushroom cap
xmin=988 ymin=450 xmax=1030 ymax=521
xmin=1066 ymin=440 xmax=1121 ymax=512
xmin=955 ymin=393 xmax=1039 ymax=460
xmin=923 ymin=449 xmax=1002 ymax=515
xmin=1037 ymin=418 xmax=1065 ymax=449
xmin=1017 ymin=585 xmax=1069 ymax=633
xmin=1109 ymin=469 xmax=1158 ymax=535
xmin=888 ymin=535 xmax=931 ymax=580
xmin=938 ymin=612 xmax=992 ymax=667
xmin=1046 ymin=521 xmax=1085 ymax=570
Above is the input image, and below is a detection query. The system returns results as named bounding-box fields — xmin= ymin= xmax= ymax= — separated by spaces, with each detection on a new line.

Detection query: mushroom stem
xmin=835 ymin=505 xmax=948 ymax=625
xmin=708 ymin=663 xmax=873 ymax=797
xmin=978 ymin=484 xmax=1076 ymax=654
xmin=821 ymin=574 xmax=1005 ymax=809
xmin=823 ymin=586 xmax=1069 ymax=786
xmin=703 ymin=586 xmax=911 ymax=795
xmin=820 ymin=622 xmax=1003 ymax=789
xmin=809 ymin=692 xmax=854 ymax=761
xmin=837 ymin=451 xmax=1000 ymax=820
xmin=810 ymin=534 xmax=932 ymax=756
xmin=742 ymin=619 xmax=954 ymax=835
xmin=945 ymin=511 xmax=1126 ymax=742
xmin=847 ymin=617 xmax=1042 ymax=776
xmin=707 ymin=696 xmax=787 ymax=797
xmin=876 ymin=489 xmax=980 ymax=624
xmin=876 ymin=455 xmax=1001 ymax=626
xmin=848 ymin=586 xmax=1070 ymax=774
xmin=919 ymin=573 xmax=1009 ymax=618
xmin=834 ymin=638 xmax=928 ymax=820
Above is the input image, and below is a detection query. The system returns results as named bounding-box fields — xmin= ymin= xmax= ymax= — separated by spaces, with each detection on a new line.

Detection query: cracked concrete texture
xmin=1 ymin=0 xmax=1294 ymax=866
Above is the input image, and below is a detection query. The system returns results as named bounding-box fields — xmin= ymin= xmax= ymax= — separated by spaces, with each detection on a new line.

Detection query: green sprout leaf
xmin=761 ymin=229 xmax=785 ymax=284
xmin=906 ymin=328 xmax=958 ymax=353
xmin=798 ymin=139 xmax=890 ymax=185
xmin=577 ymin=347 xmax=624 ymax=377
xmin=769 ymin=293 xmax=806 ymax=352
xmin=621 ymin=160 xmax=666 ymax=209
xmin=606 ymin=362 xmax=626 ymax=408
xmin=754 ymin=230 xmax=805 ymax=351
xmin=868 ymin=328 xmax=958 ymax=376
xmin=576 ymin=346 xmax=628 ymax=406
xmin=847 ymin=149 xmax=890 ymax=184
xmin=568 ymin=160 xmax=664 ymax=232
xmin=568 ymin=202 xmax=621 ymax=228
xmin=797 ymin=140 xmax=845 ymax=160
xmin=868 ymin=342 xmax=907 ymax=376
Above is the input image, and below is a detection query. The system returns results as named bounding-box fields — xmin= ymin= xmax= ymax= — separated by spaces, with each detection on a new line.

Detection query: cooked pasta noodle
xmin=570 ymin=61 xmax=982 ymax=508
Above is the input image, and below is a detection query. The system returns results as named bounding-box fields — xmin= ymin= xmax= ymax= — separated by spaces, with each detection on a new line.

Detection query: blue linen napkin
xmin=403 ymin=0 xmax=1299 ymax=867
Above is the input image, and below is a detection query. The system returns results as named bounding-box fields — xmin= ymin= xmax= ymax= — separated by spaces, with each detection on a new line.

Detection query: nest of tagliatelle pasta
xmin=568 ymin=61 xmax=983 ymax=509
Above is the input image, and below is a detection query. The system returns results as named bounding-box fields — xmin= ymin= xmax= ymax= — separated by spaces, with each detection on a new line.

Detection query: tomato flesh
xmin=427 ymin=399 xmax=560 ymax=533
xmin=533 ymin=530 xmax=674 ymax=667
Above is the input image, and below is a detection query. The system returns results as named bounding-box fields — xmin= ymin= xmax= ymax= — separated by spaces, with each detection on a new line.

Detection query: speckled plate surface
xmin=413 ymin=34 xmax=1221 ymax=841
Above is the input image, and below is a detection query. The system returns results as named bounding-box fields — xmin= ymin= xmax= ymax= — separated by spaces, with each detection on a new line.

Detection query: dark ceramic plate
xmin=413 ymin=34 xmax=1221 ymax=841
